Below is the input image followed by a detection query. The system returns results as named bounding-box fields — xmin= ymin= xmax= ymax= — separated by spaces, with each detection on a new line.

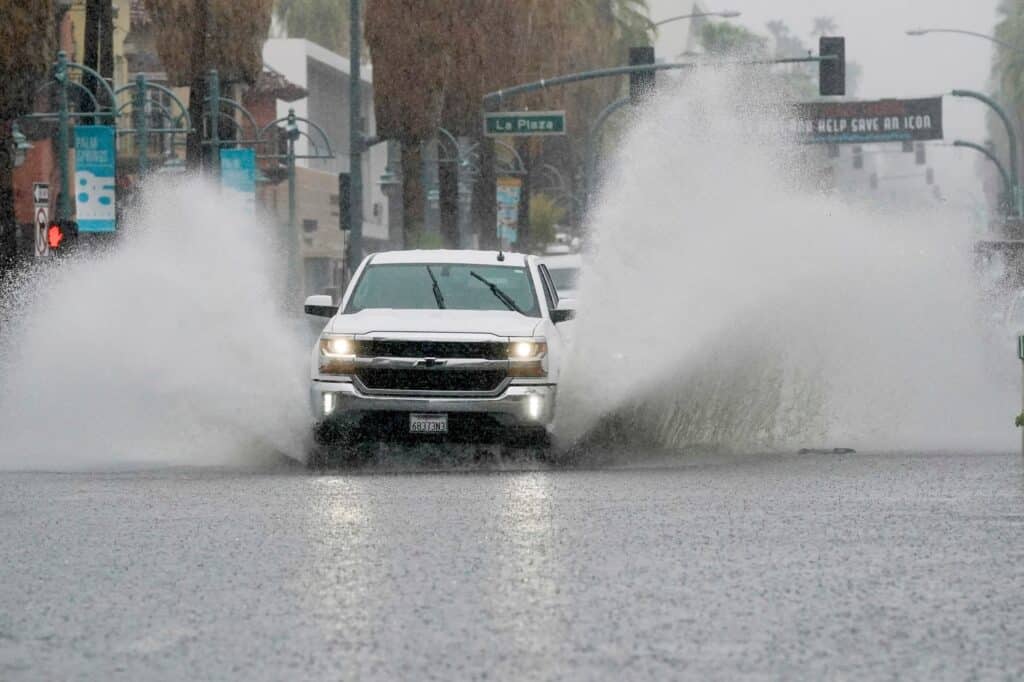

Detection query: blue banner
xmin=74 ymin=126 xmax=117 ymax=232
xmin=220 ymin=148 xmax=257 ymax=215
xmin=496 ymin=176 xmax=521 ymax=245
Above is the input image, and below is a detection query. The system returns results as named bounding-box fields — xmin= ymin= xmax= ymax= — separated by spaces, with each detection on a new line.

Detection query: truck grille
xmin=356 ymin=368 xmax=506 ymax=393
xmin=359 ymin=340 xmax=507 ymax=360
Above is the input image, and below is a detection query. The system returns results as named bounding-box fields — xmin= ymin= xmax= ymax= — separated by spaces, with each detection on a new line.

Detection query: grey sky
xmin=648 ymin=0 xmax=1004 ymax=208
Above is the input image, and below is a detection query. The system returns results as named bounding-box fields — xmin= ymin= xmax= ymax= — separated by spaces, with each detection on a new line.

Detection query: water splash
xmin=556 ymin=69 xmax=1015 ymax=454
xmin=0 ymin=176 xmax=311 ymax=470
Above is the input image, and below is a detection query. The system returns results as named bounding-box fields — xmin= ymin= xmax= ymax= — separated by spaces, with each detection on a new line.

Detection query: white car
xmin=304 ymin=250 xmax=575 ymax=459
xmin=540 ymin=253 xmax=582 ymax=305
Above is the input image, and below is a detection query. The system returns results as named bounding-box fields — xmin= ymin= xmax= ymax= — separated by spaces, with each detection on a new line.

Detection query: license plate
xmin=410 ymin=413 xmax=448 ymax=434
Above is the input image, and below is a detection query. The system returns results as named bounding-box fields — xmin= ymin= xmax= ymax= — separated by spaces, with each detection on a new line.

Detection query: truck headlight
xmin=319 ymin=334 xmax=357 ymax=374
xmin=508 ymin=338 xmax=547 ymax=377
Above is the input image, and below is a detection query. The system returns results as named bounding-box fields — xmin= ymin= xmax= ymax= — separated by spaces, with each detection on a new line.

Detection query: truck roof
xmin=368 ymin=250 xmax=530 ymax=266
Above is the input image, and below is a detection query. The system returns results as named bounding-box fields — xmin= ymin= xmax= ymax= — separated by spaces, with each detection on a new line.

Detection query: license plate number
xmin=410 ymin=413 xmax=448 ymax=434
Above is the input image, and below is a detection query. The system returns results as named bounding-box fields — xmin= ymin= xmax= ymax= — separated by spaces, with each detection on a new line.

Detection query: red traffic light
xmin=47 ymin=223 xmax=64 ymax=250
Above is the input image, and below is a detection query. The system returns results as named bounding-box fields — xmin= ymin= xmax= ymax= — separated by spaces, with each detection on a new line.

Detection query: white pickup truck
xmin=304 ymin=250 xmax=575 ymax=460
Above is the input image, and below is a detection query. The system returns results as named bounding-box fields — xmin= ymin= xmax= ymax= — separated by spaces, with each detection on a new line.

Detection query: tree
xmin=0 ymin=0 xmax=55 ymax=280
xmin=992 ymin=0 xmax=1024 ymax=179
xmin=810 ymin=16 xmax=838 ymax=39
xmin=701 ymin=21 xmax=768 ymax=57
xmin=365 ymin=1 xmax=654 ymax=247
xmin=273 ymin=0 xmax=351 ymax=53
xmin=144 ymin=0 xmax=274 ymax=168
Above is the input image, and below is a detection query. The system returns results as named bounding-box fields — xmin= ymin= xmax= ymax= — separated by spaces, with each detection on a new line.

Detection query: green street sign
xmin=484 ymin=111 xmax=566 ymax=137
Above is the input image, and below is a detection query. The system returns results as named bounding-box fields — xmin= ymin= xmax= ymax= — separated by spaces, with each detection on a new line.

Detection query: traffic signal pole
xmin=483 ymin=54 xmax=841 ymax=108
xmin=347 ymin=0 xmax=364 ymax=277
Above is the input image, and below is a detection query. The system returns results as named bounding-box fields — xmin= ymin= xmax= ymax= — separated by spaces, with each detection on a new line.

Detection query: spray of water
xmin=0 ymin=176 xmax=311 ymax=470
xmin=556 ymin=69 xmax=1015 ymax=454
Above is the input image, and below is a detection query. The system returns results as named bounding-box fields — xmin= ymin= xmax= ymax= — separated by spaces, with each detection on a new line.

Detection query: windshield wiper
xmin=470 ymin=270 xmax=525 ymax=315
xmin=425 ymin=265 xmax=446 ymax=309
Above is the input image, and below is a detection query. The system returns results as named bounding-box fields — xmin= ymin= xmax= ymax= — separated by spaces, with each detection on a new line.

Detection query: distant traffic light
xmin=629 ymin=46 xmax=656 ymax=105
xmin=852 ymin=145 xmax=863 ymax=170
xmin=47 ymin=220 xmax=77 ymax=251
xmin=902 ymin=140 xmax=914 ymax=153
xmin=819 ymin=37 xmax=846 ymax=96
xmin=915 ymin=143 xmax=926 ymax=165
xmin=925 ymin=168 xmax=934 ymax=184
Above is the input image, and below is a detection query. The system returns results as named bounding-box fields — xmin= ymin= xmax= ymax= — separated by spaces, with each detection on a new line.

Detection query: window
xmin=548 ymin=266 xmax=579 ymax=292
xmin=346 ymin=263 xmax=540 ymax=317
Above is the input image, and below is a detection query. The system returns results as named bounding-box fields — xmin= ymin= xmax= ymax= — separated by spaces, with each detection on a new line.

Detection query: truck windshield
xmin=346 ymin=263 xmax=540 ymax=317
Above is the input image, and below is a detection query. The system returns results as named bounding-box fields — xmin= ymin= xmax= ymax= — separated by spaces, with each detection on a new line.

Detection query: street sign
xmin=74 ymin=126 xmax=117 ymax=232
xmin=33 ymin=182 xmax=49 ymax=258
xmin=484 ymin=111 xmax=566 ymax=137
xmin=793 ymin=97 xmax=943 ymax=145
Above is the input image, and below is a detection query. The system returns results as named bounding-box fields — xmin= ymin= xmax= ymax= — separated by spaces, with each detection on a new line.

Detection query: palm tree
xmin=0 ymin=0 xmax=55 ymax=280
xmin=992 ymin=0 xmax=1024 ymax=177
xmin=273 ymin=0 xmax=350 ymax=53
xmin=144 ymin=0 xmax=274 ymax=168
xmin=365 ymin=1 xmax=654 ymax=246
xmin=810 ymin=16 xmax=838 ymax=39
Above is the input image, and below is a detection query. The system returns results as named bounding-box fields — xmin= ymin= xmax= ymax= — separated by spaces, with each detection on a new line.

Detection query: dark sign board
xmin=793 ymin=97 xmax=943 ymax=144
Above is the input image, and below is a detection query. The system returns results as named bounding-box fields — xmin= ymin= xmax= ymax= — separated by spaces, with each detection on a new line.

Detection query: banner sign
xmin=74 ymin=126 xmax=117 ymax=232
xmin=496 ymin=176 xmax=522 ymax=244
xmin=793 ymin=97 xmax=943 ymax=144
xmin=220 ymin=148 xmax=257 ymax=215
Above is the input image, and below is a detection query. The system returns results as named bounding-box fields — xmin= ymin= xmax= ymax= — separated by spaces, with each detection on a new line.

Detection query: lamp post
xmin=653 ymin=10 xmax=741 ymax=28
xmin=951 ymin=89 xmax=1022 ymax=217
xmin=952 ymin=140 xmax=1013 ymax=214
xmin=906 ymin=28 xmax=1024 ymax=56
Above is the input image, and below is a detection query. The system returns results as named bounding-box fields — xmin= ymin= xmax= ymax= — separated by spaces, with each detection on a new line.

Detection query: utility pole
xmin=347 ymin=0 xmax=364 ymax=276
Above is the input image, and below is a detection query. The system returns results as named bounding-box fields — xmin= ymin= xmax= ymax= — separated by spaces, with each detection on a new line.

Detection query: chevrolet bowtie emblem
xmin=418 ymin=358 xmax=446 ymax=368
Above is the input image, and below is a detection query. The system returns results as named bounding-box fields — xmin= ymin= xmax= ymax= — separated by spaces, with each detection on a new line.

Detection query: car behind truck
xmin=304 ymin=250 xmax=575 ymax=463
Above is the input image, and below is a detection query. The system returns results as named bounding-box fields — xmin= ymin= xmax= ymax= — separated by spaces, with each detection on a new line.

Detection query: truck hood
xmin=326 ymin=309 xmax=542 ymax=339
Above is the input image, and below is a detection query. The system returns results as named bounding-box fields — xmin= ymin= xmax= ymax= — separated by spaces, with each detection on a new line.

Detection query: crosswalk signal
xmin=629 ymin=46 xmax=656 ymax=105
xmin=819 ymin=37 xmax=845 ymax=96
xmin=46 ymin=220 xmax=78 ymax=251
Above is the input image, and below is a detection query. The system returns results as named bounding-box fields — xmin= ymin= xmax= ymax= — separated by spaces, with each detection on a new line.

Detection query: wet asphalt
xmin=1 ymin=450 xmax=1022 ymax=681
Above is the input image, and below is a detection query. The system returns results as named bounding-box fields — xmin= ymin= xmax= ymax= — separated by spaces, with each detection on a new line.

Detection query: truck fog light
xmin=323 ymin=393 xmax=337 ymax=415
xmin=527 ymin=394 xmax=543 ymax=420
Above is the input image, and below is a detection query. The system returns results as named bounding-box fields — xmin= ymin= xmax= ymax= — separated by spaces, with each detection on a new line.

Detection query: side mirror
xmin=304 ymin=294 xmax=336 ymax=318
xmin=551 ymin=308 xmax=576 ymax=324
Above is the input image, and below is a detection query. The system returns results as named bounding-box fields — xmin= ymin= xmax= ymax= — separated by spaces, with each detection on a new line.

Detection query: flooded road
xmin=2 ymin=450 xmax=1022 ymax=680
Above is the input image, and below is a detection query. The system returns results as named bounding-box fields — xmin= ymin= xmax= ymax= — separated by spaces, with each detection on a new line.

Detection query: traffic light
xmin=915 ymin=143 xmax=926 ymax=165
xmin=338 ymin=173 xmax=351 ymax=231
xmin=629 ymin=46 xmax=655 ymax=105
xmin=46 ymin=220 xmax=78 ymax=252
xmin=925 ymin=168 xmax=934 ymax=185
xmin=902 ymin=140 xmax=914 ymax=153
xmin=819 ymin=37 xmax=845 ymax=96
xmin=852 ymin=145 xmax=863 ymax=170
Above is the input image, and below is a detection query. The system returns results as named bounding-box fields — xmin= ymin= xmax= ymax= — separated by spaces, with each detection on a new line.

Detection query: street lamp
xmin=906 ymin=28 xmax=1024 ymax=55
xmin=12 ymin=123 xmax=32 ymax=167
xmin=654 ymin=10 xmax=741 ymax=28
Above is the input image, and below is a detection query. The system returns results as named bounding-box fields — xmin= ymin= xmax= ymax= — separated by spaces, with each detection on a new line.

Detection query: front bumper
xmin=311 ymin=379 xmax=556 ymax=428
